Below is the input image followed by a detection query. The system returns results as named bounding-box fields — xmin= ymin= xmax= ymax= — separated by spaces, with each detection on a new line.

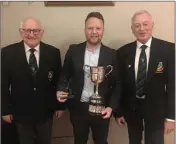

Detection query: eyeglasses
xmin=21 ymin=29 xmax=42 ymax=35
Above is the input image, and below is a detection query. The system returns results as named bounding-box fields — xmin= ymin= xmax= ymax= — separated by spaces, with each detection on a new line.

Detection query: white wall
xmin=1 ymin=2 xmax=175 ymax=144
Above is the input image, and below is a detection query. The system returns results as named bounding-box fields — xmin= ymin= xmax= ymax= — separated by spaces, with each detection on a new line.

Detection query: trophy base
xmin=88 ymin=93 xmax=105 ymax=116
xmin=88 ymin=104 xmax=105 ymax=116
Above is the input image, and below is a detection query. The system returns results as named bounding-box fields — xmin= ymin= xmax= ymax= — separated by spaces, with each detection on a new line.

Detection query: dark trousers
xmin=2 ymin=121 xmax=20 ymax=144
xmin=126 ymin=99 xmax=164 ymax=144
xmin=16 ymin=118 xmax=53 ymax=144
xmin=69 ymin=102 xmax=109 ymax=144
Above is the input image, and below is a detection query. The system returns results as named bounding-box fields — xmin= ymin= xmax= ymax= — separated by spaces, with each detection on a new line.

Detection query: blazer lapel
xmin=18 ymin=41 xmax=29 ymax=66
xmin=126 ymin=42 xmax=136 ymax=87
xmin=98 ymin=44 xmax=106 ymax=66
xmin=77 ymin=42 xmax=86 ymax=71
xmin=77 ymin=42 xmax=87 ymax=88
xmin=146 ymin=38 xmax=159 ymax=82
xmin=36 ymin=42 xmax=47 ymax=78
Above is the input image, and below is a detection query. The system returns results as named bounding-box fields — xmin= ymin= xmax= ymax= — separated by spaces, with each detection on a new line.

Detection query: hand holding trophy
xmin=83 ymin=65 xmax=113 ymax=116
xmin=57 ymin=78 xmax=75 ymax=103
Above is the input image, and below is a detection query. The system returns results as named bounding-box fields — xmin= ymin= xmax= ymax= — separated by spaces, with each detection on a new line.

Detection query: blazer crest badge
xmin=156 ymin=62 xmax=164 ymax=73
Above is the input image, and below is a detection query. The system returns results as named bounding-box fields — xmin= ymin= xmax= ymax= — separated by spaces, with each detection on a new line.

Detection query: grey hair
xmin=20 ymin=21 xmax=23 ymax=29
xmin=131 ymin=10 xmax=153 ymax=24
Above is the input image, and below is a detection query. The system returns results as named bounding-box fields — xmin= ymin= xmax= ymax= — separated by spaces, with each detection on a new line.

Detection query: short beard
xmin=87 ymin=39 xmax=101 ymax=46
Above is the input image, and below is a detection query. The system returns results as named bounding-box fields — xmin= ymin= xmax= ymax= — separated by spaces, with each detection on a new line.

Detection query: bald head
xmin=20 ymin=17 xmax=43 ymax=29
xmin=19 ymin=17 xmax=44 ymax=48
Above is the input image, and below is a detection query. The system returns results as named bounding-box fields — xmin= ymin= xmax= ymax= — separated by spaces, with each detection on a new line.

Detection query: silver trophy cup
xmin=83 ymin=65 xmax=113 ymax=116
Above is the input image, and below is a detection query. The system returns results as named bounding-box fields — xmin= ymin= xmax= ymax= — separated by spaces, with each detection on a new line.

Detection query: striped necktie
xmin=136 ymin=45 xmax=147 ymax=98
xmin=29 ymin=48 xmax=38 ymax=77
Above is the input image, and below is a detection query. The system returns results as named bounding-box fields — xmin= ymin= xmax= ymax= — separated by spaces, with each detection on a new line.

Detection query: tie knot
xmin=140 ymin=45 xmax=147 ymax=50
xmin=29 ymin=48 xmax=36 ymax=54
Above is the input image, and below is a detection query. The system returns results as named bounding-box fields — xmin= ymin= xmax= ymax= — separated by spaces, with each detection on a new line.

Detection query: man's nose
xmin=28 ymin=30 xmax=35 ymax=36
xmin=92 ymin=28 xmax=97 ymax=33
xmin=139 ymin=25 xmax=144 ymax=30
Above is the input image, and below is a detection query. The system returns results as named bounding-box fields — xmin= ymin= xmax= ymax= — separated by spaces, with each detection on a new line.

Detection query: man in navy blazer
xmin=1 ymin=17 xmax=65 ymax=144
xmin=115 ymin=10 xmax=175 ymax=144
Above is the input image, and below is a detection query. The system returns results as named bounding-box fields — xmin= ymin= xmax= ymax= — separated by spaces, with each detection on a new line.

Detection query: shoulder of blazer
xmin=1 ymin=41 xmax=24 ymax=55
xmin=66 ymin=41 xmax=87 ymax=54
xmin=101 ymin=43 xmax=114 ymax=51
xmin=152 ymin=37 xmax=175 ymax=52
xmin=69 ymin=41 xmax=86 ymax=49
xmin=101 ymin=44 xmax=116 ymax=55
xmin=1 ymin=41 xmax=24 ymax=65
xmin=117 ymin=41 xmax=136 ymax=55
xmin=152 ymin=37 xmax=174 ymax=45
xmin=40 ymin=41 xmax=60 ymax=54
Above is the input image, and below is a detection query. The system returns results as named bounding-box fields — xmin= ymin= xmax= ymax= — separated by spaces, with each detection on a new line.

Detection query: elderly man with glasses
xmin=1 ymin=17 xmax=65 ymax=144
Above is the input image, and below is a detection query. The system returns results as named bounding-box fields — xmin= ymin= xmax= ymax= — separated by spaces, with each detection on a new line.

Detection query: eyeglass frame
xmin=20 ymin=28 xmax=43 ymax=35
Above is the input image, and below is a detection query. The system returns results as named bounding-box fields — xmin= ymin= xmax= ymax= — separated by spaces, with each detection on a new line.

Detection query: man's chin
xmin=25 ymin=42 xmax=39 ymax=48
xmin=87 ymin=40 xmax=101 ymax=46
xmin=138 ymin=37 xmax=150 ymax=44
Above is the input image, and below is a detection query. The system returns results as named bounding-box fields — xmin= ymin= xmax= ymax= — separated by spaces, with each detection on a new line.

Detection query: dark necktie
xmin=29 ymin=48 xmax=38 ymax=77
xmin=136 ymin=45 xmax=147 ymax=98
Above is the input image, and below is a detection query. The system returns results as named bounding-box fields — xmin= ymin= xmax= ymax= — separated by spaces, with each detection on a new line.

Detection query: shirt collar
xmin=86 ymin=43 xmax=101 ymax=54
xmin=24 ymin=42 xmax=40 ymax=52
xmin=137 ymin=37 xmax=152 ymax=49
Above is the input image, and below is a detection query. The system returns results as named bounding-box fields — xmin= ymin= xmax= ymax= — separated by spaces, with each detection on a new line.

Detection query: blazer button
xmin=34 ymin=88 xmax=36 ymax=91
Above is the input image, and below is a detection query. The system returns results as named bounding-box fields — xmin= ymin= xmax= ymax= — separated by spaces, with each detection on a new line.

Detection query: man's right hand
xmin=56 ymin=91 xmax=69 ymax=103
xmin=115 ymin=116 xmax=126 ymax=126
xmin=2 ymin=114 xmax=13 ymax=123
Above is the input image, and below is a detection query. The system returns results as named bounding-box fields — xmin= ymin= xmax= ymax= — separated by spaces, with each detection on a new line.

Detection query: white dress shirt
xmin=134 ymin=38 xmax=151 ymax=80
xmin=134 ymin=37 xmax=174 ymax=122
xmin=24 ymin=43 xmax=40 ymax=67
xmin=80 ymin=45 xmax=100 ymax=102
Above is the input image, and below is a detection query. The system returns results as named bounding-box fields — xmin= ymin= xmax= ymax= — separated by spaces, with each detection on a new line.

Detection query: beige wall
xmin=1 ymin=2 xmax=175 ymax=144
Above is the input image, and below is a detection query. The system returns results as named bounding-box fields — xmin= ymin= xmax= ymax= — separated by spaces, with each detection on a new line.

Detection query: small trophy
xmin=83 ymin=65 xmax=113 ymax=116
xmin=59 ymin=77 xmax=75 ymax=100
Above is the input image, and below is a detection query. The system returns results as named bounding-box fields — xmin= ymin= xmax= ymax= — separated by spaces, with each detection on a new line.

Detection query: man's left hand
xmin=164 ymin=120 xmax=175 ymax=134
xmin=101 ymin=107 xmax=112 ymax=119
xmin=55 ymin=110 xmax=65 ymax=119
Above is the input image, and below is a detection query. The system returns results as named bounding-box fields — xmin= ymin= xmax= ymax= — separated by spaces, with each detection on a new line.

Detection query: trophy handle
xmin=83 ymin=65 xmax=91 ymax=76
xmin=105 ymin=65 xmax=113 ymax=77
